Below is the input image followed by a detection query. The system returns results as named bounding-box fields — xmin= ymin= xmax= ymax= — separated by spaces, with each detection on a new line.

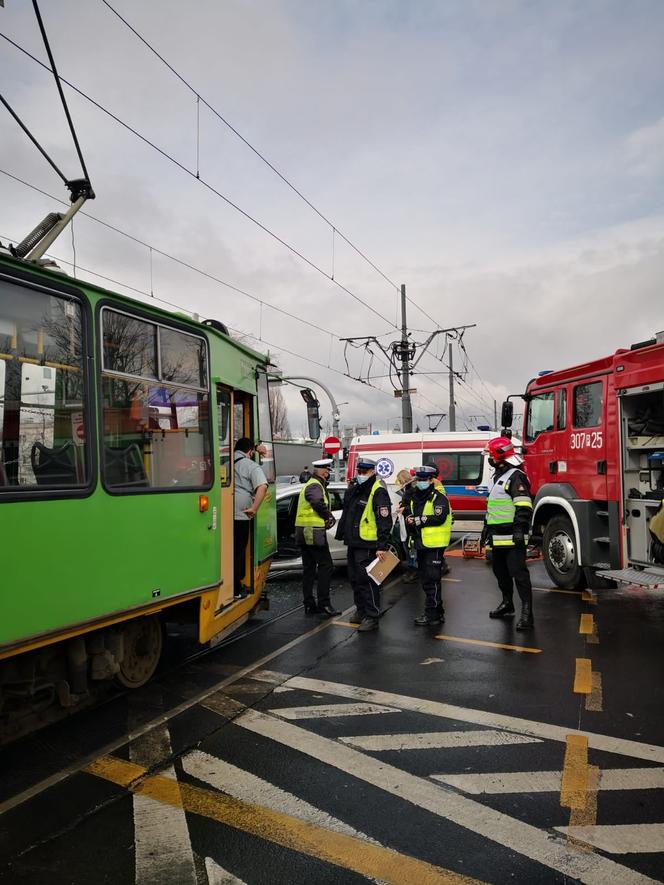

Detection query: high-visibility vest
xmin=486 ymin=467 xmax=532 ymax=547
xmin=410 ymin=494 xmax=452 ymax=548
xmin=359 ymin=481 xmax=380 ymax=541
xmin=295 ymin=478 xmax=330 ymax=528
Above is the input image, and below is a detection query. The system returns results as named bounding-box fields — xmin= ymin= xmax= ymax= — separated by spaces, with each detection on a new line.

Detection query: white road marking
xmin=236 ymin=709 xmax=656 ymax=884
xmin=432 ymin=768 xmax=664 ymax=794
xmin=271 ymin=702 xmax=399 ymax=720
xmin=420 ymin=657 xmax=444 ymax=666
xmin=340 ymin=730 xmax=540 ymax=751
xmin=251 ymin=672 xmax=664 ymax=765
xmin=205 ymin=856 xmax=247 ymax=884
xmin=556 ymin=824 xmax=664 ymax=855
xmin=184 ymin=750 xmax=381 ymax=845
xmin=129 ymin=724 xmax=196 ymax=885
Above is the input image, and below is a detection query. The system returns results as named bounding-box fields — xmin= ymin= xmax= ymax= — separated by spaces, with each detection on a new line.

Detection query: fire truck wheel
xmin=542 ymin=515 xmax=586 ymax=590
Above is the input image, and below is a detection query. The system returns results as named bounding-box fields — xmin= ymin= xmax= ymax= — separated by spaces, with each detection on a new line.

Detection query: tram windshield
xmin=0 ymin=280 xmax=89 ymax=490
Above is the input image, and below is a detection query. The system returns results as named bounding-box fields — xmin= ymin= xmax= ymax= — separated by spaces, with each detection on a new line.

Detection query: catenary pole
xmin=448 ymin=338 xmax=456 ymax=431
xmin=400 ymin=284 xmax=413 ymax=433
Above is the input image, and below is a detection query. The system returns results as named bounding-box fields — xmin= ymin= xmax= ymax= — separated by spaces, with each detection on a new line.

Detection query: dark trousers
xmin=346 ymin=547 xmax=380 ymax=619
xmin=234 ymin=519 xmax=251 ymax=590
xmin=417 ymin=547 xmax=446 ymax=617
xmin=301 ymin=544 xmax=333 ymax=607
xmin=491 ymin=545 xmax=533 ymax=606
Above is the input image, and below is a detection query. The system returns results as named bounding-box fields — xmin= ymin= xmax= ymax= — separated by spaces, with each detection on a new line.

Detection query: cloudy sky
xmin=2 ymin=0 xmax=663 ymax=436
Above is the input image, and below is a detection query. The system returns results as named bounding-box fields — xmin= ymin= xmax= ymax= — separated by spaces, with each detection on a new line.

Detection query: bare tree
xmin=269 ymin=385 xmax=291 ymax=439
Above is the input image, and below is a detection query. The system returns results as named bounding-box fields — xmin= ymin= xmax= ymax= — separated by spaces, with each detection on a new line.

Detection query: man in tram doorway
xmin=405 ymin=465 xmax=452 ymax=626
xmin=233 ymin=438 xmax=269 ymax=599
xmin=335 ymin=458 xmax=392 ymax=632
xmin=482 ymin=436 xmax=534 ymax=630
xmin=295 ymin=459 xmax=341 ymax=617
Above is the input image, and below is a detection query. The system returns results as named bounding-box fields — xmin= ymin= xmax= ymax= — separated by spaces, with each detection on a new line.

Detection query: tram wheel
xmin=115 ymin=615 xmax=163 ymax=689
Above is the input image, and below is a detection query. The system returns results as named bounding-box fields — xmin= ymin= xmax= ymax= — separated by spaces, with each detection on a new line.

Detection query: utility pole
xmin=494 ymin=399 xmax=498 ymax=431
xmin=448 ymin=338 xmax=456 ymax=431
xmin=400 ymin=283 xmax=413 ymax=433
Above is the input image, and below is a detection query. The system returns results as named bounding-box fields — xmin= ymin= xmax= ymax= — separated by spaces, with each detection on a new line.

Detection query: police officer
xmin=335 ymin=458 xmax=392 ymax=632
xmin=482 ymin=436 xmax=534 ymax=631
xmin=406 ymin=465 xmax=452 ymax=626
xmin=295 ymin=458 xmax=341 ymax=617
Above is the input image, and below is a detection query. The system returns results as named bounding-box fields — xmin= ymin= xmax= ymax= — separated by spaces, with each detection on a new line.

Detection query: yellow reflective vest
xmin=359 ymin=482 xmax=380 ymax=541
xmin=295 ymin=478 xmax=330 ymax=528
xmin=410 ymin=494 xmax=452 ymax=548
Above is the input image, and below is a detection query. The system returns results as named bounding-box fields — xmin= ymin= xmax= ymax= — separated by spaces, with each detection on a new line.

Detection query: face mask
xmin=356 ymin=474 xmax=370 ymax=484
xmin=416 ymin=481 xmax=429 ymax=490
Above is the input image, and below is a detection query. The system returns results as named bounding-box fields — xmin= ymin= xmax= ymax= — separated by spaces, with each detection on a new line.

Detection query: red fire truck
xmin=501 ymin=333 xmax=664 ymax=590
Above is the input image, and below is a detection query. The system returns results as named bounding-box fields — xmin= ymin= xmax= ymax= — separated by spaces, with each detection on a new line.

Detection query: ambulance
xmin=346 ymin=431 xmax=503 ymax=531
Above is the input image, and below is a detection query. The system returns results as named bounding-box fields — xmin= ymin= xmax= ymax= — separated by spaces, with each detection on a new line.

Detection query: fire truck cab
xmin=502 ymin=333 xmax=664 ymax=590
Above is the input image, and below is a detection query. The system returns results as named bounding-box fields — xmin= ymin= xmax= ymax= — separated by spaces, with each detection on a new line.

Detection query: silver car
xmin=272 ymin=482 xmax=348 ymax=572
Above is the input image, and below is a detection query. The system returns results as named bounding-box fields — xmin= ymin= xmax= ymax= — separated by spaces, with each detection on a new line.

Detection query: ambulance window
xmin=525 ymin=392 xmax=554 ymax=442
xmin=573 ymin=382 xmax=602 ymax=428
xmin=556 ymin=389 xmax=567 ymax=430
xmin=423 ymin=452 xmax=483 ymax=485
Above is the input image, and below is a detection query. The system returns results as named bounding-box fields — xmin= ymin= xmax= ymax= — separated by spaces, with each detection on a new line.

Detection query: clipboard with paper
xmin=365 ymin=548 xmax=401 ymax=585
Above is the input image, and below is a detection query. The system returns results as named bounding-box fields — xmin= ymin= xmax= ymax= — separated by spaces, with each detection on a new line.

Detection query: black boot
xmin=319 ymin=604 xmax=342 ymax=618
xmin=414 ymin=613 xmax=444 ymax=626
xmin=304 ymin=601 xmax=321 ymax=614
xmin=489 ymin=599 xmax=515 ymax=619
xmin=349 ymin=608 xmax=365 ymax=624
xmin=516 ymin=602 xmax=534 ymax=631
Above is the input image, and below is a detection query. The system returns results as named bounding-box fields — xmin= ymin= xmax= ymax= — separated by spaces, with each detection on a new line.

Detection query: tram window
xmin=0 ymin=282 xmax=89 ymax=491
xmin=217 ymin=389 xmax=231 ymax=486
xmin=256 ymin=371 xmax=276 ymax=483
xmin=525 ymin=392 xmax=554 ymax=442
xmin=159 ymin=327 xmax=207 ymax=388
xmin=100 ymin=308 xmax=212 ymax=492
xmin=573 ymin=382 xmax=602 ymax=428
xmin=102 ymin=311 xmax=157 ymax=379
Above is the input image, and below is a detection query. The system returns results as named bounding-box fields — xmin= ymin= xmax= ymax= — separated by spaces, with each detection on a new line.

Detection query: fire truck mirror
xmin=500 ymin=400 xmax=513 ymax=429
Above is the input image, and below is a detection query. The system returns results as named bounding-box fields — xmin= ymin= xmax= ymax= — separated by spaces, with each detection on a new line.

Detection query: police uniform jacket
xmin=335 ymin=475 xmax=392 ymax=550
xmin=295 ymin=475 xmax=334 ymax=547
xmin=408 ymin=486 xmax=451 ymax=550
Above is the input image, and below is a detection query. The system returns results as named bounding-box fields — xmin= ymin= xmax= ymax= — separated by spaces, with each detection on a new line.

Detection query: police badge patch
xmin=379 ymin=506 xmax=390 ymax=517
xmin=434 ymin=505 xmax=443 ymax=516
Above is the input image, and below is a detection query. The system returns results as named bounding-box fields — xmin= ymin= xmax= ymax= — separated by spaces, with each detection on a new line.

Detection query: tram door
xmin=215 ymin=386 xmax=254 ymax=609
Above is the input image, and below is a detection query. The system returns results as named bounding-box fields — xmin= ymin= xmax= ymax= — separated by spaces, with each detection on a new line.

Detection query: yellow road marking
xmin=442 ymin=577 xmax=461 ymax=582
xmin=332 ymin=621 xmax=358 ymax=629
xmin=581 ymin=590 xmax=597 ymax=604
xmin=579 ymin=613 xmax=594 ymax=635
xmin=574 ymin=658 xmax=593 ymax=694
xmin=560 ymin=735 xmax=590 ymax=809
xmin=435 ymin=635 xmax=541 ymax=654
xmin=585 ymin=672 xmax=603 ymax=712
xmin=85 ymin=756 xmax=481 ymax=885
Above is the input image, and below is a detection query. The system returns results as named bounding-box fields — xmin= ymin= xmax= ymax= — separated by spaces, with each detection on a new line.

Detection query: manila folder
xmin=366 ymin=549 xmax=400 ymax=585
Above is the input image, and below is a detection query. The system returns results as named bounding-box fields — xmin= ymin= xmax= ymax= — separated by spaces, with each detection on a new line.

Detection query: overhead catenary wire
xmin=0 ymin=32 xmax=396 ymax=331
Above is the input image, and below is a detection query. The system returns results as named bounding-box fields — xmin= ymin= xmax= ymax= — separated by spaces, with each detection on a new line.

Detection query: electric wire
xmin=0 ymin=32 xmax=395 ymax=330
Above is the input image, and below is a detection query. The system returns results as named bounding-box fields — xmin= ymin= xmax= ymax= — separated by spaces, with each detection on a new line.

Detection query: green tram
xmin=0 ymin=248 xmax=278 ymax=737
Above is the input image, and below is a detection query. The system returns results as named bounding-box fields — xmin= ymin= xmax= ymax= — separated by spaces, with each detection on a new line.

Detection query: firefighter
xmin=406 ymin=465 xmax=452 ymax=626
xmin=295 ymin=458 xmax=341 ymax=617
xmin=335 ymin=458 xmax=392 ymax=632
xmin=482 ymin=436 xmax=534 ymax=630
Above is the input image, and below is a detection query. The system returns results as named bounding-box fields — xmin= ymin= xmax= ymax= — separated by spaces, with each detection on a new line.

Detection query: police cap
xmin=356 ymin=457 xmax=377 ymax=471
xmin=413 ymin=465 xmax=438 ymax=479
xmin=312 ymin=458 xmax=334 ymax=469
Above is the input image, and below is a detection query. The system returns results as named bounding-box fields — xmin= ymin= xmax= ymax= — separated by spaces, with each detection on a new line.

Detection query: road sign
xmin=71 ymin=412 xmax=85 ymax=446
xmin=323 ymin=436 xmax=341 ymax=455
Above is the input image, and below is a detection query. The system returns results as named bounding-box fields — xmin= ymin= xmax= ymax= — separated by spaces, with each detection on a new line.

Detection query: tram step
xmin=593 ymin=536 xmax=610 ymax=544
xmin=596 ymin=566 xmax=664 ymax=588
xmin=596 ymin=509 xmax=609 ymax=517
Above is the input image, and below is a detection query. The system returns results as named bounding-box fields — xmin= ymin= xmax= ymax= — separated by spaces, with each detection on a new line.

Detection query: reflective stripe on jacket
xmin=295 ymin=478 xmax=330 ymax=528
xmin=409 ymin=495 xmax=452 ymax=548
xmin=486 ymin=466 xmax=532 ymax=547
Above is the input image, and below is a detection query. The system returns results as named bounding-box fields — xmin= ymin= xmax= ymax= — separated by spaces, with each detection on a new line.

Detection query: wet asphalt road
xmin=1 ymin=555 xmax=664 ymax=884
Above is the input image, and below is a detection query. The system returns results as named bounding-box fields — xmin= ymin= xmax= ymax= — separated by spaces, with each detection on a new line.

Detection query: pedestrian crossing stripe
xmin=431 ymin=768 xmax=664 ymax=794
